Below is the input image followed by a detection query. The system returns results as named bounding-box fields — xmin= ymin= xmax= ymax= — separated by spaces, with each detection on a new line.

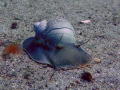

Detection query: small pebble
xmin=118 ymin=52 xmax=120 ymax=55
xmin=94 ymin=58 xmax=101 ymax=63
xmin=81 ymin=72 xmax=93 ymax=82
xmin=10 ymin=71 xmax=17 ymax=77
xmin=23 ymin=72 xmax=31 ymax=79
xmin=0 ymin=41 xmax=3 ymax=46
xmin=11 ymin=23 xmax=18 ymax=29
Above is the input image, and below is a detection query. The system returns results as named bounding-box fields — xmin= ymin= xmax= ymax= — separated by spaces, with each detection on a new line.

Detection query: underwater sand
xmin=0 ymin=0 xmax=120 ymax=90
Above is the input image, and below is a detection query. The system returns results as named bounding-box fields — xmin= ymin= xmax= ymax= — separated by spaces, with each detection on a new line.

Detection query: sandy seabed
xmin=0 ymin=0 xmax=120 ymax=90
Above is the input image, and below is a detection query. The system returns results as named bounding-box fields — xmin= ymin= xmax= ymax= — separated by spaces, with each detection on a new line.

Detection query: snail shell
xmin=34 ymin=17 xmax=77 ymax=47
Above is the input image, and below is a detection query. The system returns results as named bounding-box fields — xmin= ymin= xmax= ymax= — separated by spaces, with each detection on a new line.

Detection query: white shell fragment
xmin=80 ymin=20 xmax=91 ymax=24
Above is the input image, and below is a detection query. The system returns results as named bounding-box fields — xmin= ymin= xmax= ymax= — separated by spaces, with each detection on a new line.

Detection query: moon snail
xmin=22 ymin=17 xmax=93 ymax=70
